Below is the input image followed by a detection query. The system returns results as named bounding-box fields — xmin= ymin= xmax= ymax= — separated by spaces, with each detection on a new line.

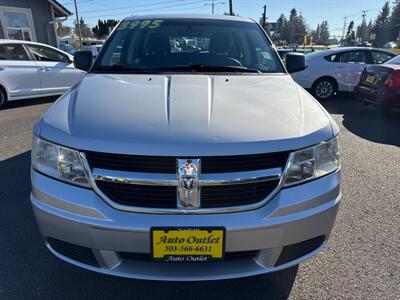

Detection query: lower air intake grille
xmin=275 ymin=236 xmax=325 ymax=266
xmin=47 ymin=238 xmax=99 ymax=267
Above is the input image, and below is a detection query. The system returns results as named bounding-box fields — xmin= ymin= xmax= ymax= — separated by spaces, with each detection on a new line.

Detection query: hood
xmin=37 ymin=74 xmax=334 ymax=156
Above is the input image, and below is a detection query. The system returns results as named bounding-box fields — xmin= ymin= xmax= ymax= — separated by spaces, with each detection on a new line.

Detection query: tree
xmin=285 ymin=8 xmax=307 ymax=44
xmin=56 ymin=23 xmax=71 ymax=37
xmin=276 ymin=14 xmax=287 ymax=35
xmin=74 ymin=17 xmax=92 ymax=39
xmin=92 ymin=19 xmax=119 ymax=39
xmin=346 ymin=21 xmax=355 ymax=46
xmin=389 ymin=0 xmax=400 ymax=41
xmin=319 ymin=21 xmax=330 ymax=44
xmin=356 ymin=19 xmax=368 ymax=42
xmin=372 ymin=2 xmax=391 ymax=46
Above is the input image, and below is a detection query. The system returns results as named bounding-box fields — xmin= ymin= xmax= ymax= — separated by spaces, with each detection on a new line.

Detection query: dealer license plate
xmin=365 ymin=74 xmax=376 ymax=84
xmin=151 ymin=227 xmax=225 ymax=262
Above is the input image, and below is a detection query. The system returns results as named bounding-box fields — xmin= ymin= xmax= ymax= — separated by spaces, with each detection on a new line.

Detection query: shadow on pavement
xmin=0 ymin=151 xmax=298 ymax=300
xmin=321 ymin=95 xmax=400 ymax=147
xmin=1 ymin=96 xmax=58 ymax=111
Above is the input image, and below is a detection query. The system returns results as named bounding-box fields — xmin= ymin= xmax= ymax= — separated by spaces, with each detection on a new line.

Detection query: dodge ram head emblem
xmin=177 ymin=159 xmax=200 ymax=209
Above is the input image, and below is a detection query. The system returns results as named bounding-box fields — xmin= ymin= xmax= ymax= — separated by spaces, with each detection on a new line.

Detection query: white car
xmin=291 ymin=47 xmax=396 ymax=100
xmin=0 ymin=40 xmax=86 ymax=107
xmin=90 ymin=44 xmax=103 ymax=59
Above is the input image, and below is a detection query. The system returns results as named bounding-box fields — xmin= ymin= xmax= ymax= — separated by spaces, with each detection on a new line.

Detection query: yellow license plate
xmin=151 ymin=227 xmax=225 ymax=262
xmin=366 ymin=74 xmax=375 ymax=84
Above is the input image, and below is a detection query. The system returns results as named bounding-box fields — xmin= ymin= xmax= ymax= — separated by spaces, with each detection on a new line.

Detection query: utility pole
xmin=262 ymin=5 xmax=266 ymax=30
xmin=73 ymin=0 xmax=82 ymax=49
xmin=229 ymin=0 xmax=233 ymax=15
xmin=205 ymin=1 xmax=225 ymax=15
xmin=361 ymin=10 xmax=367 ymax=42
xmin=361 ymin=10 xmax=367 ymax=22
xmin=341 ymin=16 xmax=348 ymax=42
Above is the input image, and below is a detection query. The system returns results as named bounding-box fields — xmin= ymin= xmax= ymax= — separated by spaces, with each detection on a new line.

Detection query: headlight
xmin=283 ymin=136 xmax=340 ymax=187
xmin=32 ymin=136 xmax=90 ymax=187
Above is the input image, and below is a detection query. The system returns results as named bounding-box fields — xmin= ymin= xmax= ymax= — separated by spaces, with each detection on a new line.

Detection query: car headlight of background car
xmin=32 ymin=136 xmax=90 ymax=187
xmin=283 ymin=136 xmax=340 ymax=187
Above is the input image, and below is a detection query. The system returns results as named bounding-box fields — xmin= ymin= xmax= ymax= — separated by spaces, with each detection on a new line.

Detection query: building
xmin=0 ymin=0 xmax=71 ymax=47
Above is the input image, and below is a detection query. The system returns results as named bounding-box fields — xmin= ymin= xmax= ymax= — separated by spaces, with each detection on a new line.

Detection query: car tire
xmin=0 ymin=88 xmax=6 ymax=108
xmin=312 ymin=78 xmax=337 ymax=101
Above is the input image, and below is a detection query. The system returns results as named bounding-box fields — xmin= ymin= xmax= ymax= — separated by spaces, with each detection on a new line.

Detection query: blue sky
xmin=60 ymin=0 xmax=391 ymax=36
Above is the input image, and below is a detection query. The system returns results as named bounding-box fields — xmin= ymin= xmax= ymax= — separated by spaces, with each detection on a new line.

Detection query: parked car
xmin=90 ymin=44 xmax=103 ymax=59
xmin=59 ymin=43 xmax=77 ymax=55
xmin=277 ymin=48 xmax=311 ymax=62
xmin=291 ymin=47 xmax=396 ymax=100
xmin=383 ymin=41 xmax=399 ymax=49
xmin=357 ymin=42 xmax=372 ymax=47
xmin=0 ymin=40 xmax=85 ymax=107
xmin=31 ymin=15 xmax=341 ymax=280
xmin=355 ymin=54 xmax=400 ymax=109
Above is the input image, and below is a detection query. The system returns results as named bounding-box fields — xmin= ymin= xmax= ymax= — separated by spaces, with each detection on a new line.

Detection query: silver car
xmin=31 ymin=15 xmax=341 ymax=281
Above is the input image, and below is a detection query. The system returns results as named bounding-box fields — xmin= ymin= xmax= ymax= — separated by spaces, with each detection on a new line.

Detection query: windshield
xmin=385 ymin=55 xmax=400 ymax=65
xmin=92 ymin=18 xmax=284 ymax=74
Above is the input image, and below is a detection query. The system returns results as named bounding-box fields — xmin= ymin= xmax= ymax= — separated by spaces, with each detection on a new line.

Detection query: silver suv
xmin=31 ymin=15 xmax=341 ymax=280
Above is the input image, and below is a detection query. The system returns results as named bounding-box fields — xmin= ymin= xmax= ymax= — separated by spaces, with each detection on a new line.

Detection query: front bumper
xmin=31 ymin=169 xmax=341 ymax=281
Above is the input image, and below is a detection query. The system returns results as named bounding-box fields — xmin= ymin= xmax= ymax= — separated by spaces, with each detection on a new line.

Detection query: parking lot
xmin=0 ymin=95 xmax=399 ymax=299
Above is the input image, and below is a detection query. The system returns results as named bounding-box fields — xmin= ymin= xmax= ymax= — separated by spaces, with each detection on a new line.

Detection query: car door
xmin=25 ymin=44 xmax=85 ymax=95
xmin=332 ymin=50 xmax=368 ymax=92
xmin=0 ymin=43 xmax=41 ymax=100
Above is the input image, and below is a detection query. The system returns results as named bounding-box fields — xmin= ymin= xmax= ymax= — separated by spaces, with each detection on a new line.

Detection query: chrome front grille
xmin=95 ymin=179 xmax=280 ymax=209
xmin=82 ymin=152 xmax=290 ymax=214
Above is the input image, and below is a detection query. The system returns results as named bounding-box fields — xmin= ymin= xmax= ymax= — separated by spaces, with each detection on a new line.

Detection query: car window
xmin=0 ymin=44 xmax=29 ymax=61
xmin=26 ymin=45 xmax=70 ymax=63
xmin=338 ymin=51 xmax=367 ymax=64
xmin=95 ymin=18 xmax=284 ymax=73
xmin=324 ymin=53 xmax=338 ymax=62
xmin=384 ymin=55 xmax=400 ymax=65
xmin=371 ymin=51 xmax=395 ymax=64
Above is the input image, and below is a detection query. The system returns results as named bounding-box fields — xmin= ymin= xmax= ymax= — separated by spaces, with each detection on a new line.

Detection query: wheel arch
xmin=311 ymin=76 xmax=338 ymax=91
xmin=0 ymin=83 xmax=8 ymax=102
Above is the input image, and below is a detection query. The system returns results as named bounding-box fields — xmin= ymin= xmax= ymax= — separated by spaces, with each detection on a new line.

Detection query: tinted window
xmin=94 ymin=18 xmax=283 ymax=73
xmin=371 ymin=50 xmax=395 ymax=64
xmin=337 ymin=51 xmax=367 ymax=64
xmin=0 ymin=44 xmax=29 ymax=60
xmin=27 ymin=45 xmax=69 ymax=62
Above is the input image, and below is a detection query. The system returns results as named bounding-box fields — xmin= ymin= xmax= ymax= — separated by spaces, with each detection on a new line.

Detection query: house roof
xmin=48 ymin=0 xmax=72 ymax=17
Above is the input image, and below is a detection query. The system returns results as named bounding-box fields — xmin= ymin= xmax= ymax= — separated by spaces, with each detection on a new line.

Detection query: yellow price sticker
xmin=117 ymin=19 xmax=163 ymax=30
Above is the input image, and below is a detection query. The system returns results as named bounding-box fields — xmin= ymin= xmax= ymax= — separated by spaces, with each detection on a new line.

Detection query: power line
xmin=204 ymin=1 xmax=225 ymax=15
xmin=83 ymin=0 xmax=209 ymax=19
xmin=79 ymin=0 xmax=188 ymax=14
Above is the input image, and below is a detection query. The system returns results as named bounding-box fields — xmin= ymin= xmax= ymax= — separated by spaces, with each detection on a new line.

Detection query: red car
xmin=355 ymin=55 xmax=400 ymax=109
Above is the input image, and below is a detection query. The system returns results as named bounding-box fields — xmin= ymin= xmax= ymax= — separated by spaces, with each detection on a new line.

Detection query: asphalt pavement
xmin=0 ymin=95 xmax=399 ymax=299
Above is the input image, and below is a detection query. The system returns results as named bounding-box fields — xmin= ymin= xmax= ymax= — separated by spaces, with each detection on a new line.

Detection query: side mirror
xmin=73 ymin=50 xmax=93 ymax=71
xmin=286 ymin=52 xmax=307 ymax=73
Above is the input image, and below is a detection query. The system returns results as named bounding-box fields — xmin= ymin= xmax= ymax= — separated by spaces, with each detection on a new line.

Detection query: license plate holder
xmin=151 ymin=227 xmax=225 ymax=262
xmin=365 ymin=74 xmax=376 ymax=84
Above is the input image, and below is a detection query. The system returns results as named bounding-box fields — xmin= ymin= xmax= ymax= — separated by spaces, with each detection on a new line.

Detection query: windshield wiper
xmin=91 ymin=65 xmax=148 ymax=73
xmin=92 ymin=64 xmax=262 ymax=74
xmin=149 ymin=64 xmax=262 ymax=73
